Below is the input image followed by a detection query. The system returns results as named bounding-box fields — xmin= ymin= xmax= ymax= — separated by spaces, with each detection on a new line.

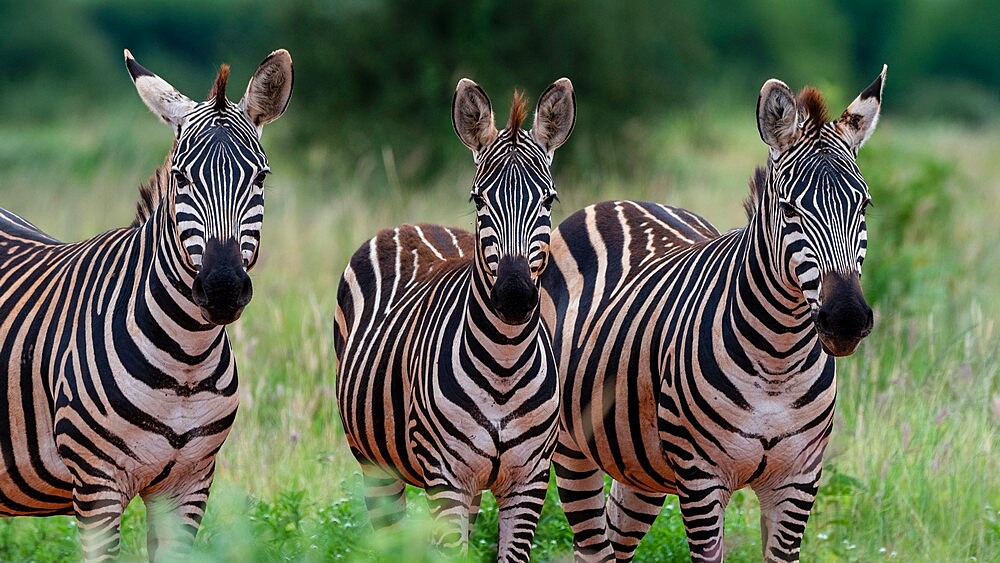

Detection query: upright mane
xmin=507 ymin=90 xmax=527 ymax=145
xmin=742 ymin=166 xmax=767 ymax=221
xmin=798 ymin=86 xmax=829 ymax=126
xmin=209 ymin=64 xmax=230 ymax=112
xmin=132 ymin=148 xmax=175 ymax=227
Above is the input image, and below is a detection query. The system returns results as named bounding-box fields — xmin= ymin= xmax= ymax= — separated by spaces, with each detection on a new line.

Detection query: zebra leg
xmin=494 ymin=466 xmax=549 ymax=563
xmin=361 ymin=465 xmax=407 ymax=529
xmin=469 ymin=490 xmax=483 ymax=534
xmin=606 ymin=480 xmax=666 ymax=561
xmin=72 ymin=481 xmax=128 ymax=562
xmin=424 ymin=480 xmax=472 ymax=555
xmin=142 ymin=476 xmax=214 ymax=561
xmin=755 ymin=474 xmax=820 ymax=563
xmin=677 ymin=478 xmax=731 ymax=562
xmin=552 ymin=438 xmax=614 ymax=562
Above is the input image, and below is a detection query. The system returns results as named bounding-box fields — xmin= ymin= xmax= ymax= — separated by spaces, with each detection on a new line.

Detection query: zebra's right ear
xmin=757 ymin=79 xmax=801 ymax=154
xmin=453 ymin=79 xmax=498 ymax=153
xmin=124 ymin=49 xmax=195 ymax=131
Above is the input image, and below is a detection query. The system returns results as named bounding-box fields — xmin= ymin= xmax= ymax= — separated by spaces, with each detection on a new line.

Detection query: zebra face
xmin=126 ymin=49 xmax=293 ymax=325
xmin=453 ymin=78 xmax=575 ymax=325
xmin=757 ymin=67 xmax=885 ymax=356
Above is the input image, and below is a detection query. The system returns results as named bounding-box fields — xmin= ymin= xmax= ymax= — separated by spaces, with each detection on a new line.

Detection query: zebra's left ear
xmin=239 ymin=49 xmax=294 ymax=129
xmin=532 ymin=78 xmax=576 ymax=155
xmin=836 ymin=65 xmax=886 ymax=152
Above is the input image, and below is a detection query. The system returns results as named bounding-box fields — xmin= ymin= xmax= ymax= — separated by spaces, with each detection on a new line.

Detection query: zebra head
xmin=452 ymin=78 xmax=576 ymax=325
xmin=755 ymin=66 xmax=886 ymax=356
xmin=125 ymin=49 xmax=293 ymax=325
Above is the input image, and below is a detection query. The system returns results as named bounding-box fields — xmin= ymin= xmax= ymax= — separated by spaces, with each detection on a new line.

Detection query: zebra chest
xmin=408 ymin=357 xmax=558 ymax=490
xmin=662 ymin=365 xmax=836 ymax=486
xmin=52 ymin=359 xmax=239 ymax=490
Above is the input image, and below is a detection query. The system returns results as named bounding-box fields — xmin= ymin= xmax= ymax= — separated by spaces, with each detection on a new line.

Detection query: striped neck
xmin=730 ymin=202 xmax=824 ymax=375
xmin=463 ymin=256 xmax=541 ymax=376
xmin=134 ymin=192 xmax=228 ymax=365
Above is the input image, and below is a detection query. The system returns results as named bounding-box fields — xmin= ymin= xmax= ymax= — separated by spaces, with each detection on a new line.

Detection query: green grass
xmin=0 ymin=112 xmax=997 ymax=561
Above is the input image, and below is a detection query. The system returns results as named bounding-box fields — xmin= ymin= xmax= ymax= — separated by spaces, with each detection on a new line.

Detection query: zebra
xmin=334 ymin=77 xmax=575 ymax=560
xmin=0 ymin=49 xmax=292 ymax=560
xmin=540 ymin=67 xmax=886 ymax=562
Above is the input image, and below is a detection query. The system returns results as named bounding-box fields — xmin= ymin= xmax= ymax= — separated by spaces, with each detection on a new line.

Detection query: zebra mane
xmin=507 ymin=90 xmax=527 ymax=145
xmin=798 ymin=87 xmax=829 ymax=125
xmin=742 ymin=166 xmax=767 ymax=221
xmin=132 ymin=146 xmax=175 ymax=227
xmin=209 ymin=64 xmax=230 ymax=112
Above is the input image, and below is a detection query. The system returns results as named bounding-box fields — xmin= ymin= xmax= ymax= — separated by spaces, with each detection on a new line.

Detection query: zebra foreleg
xmin=755 ymin=473 xmax=820 ymax=563
xmin=677 ymin=476 xmax=731 ymax=563
xmin=606 ymin=480 xmax=666 ymax=561
xmin=494 ymin=466 xmax=549 ymax=563
xmin=361 ymin=466 xmax=407 ymax=530
xmin=552 ymin=439 xmax=614 ymax=562
xmin=424 ymin=480 xmax=473 ymax=555
xmin=72 ymin=481 xmax=127 ymax=562
xmin=468 ymin=490 xmax=483 ymax=534
xmin=141 ymin=478 xmax=213 ymax=561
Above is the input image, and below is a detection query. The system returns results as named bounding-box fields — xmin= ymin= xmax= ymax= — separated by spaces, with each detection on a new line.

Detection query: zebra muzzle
xmin=491 ymin=255 xmax=538 ymax=325
xmin=191 ymin=238 xmax=254 ymax=325
xmin=815 ymin=271 xmax=873 ymax=356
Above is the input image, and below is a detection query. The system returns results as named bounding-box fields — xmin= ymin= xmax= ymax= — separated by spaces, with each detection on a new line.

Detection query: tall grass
xmin=0 ymin=113 xmax=996 ymax=561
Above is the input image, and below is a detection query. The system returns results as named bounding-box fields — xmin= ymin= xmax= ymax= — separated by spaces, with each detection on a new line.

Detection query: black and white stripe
xmin=334 ymin=78 xmax=575 ymax=561
xmin=540 ymin=68 xmax=885 ymax=562
xmin=0 ymin=49 xmax=292 ymax=561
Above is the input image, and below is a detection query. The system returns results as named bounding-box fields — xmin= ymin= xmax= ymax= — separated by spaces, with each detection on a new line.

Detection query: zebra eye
xmin=543 ymin=192 xmax=559 ymax=207
xmin=470 ymin=192 xmax=486 ymax=209
xmin=862 ymin=198 xmax=873 ymax=212
xmin=779 ymin=200 xmax=797 ymax=219
xmin=254 ymin=172 xmax=267 ymax=186
xmin=172 ymin=171 xmax=190 ymax=188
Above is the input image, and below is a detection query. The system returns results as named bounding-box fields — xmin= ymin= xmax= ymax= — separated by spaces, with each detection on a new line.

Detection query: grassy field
xmin=0 ymin=108 xmax=997 ymax=561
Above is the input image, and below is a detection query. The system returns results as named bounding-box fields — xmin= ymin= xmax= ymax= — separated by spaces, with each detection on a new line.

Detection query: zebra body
xmin=541 ymin=69 xmax=886 ymax=562
xmin=0 ymin=201 xmax=237 ymax=511
xmin=335 ymin=79 xmax=575 ymax=560
xmin=0 ymin=49 xmax=292 ymax=560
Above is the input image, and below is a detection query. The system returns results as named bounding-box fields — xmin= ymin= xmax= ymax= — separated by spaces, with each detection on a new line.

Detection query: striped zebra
xmin=540 ymin=67 xmax=886 ymax=562
xmin=334 ymin=78 xmax=575 ymax=560
xmin=0 ymin=49 xmax=292 ymax=560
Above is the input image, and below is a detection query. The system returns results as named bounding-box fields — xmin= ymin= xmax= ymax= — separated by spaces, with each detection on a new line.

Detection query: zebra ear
xmin=453 ymin=79 xmax=498 ymax=153
xmin=757 ymin=79 xmax=801 ymax=153
xmin=124 ymin=49 xmax=195 ymax=130
xmin=532 ymin=78 xmax=576 ymax=155
xmin=837 ymin=64 xmax=886 ymax=152
xmin=239 ymin=49 xmax=294 ymax=129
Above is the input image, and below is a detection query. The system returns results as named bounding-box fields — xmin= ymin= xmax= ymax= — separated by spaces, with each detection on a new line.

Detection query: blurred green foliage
xmin=1 ymin=0 xmax=996 ymax=181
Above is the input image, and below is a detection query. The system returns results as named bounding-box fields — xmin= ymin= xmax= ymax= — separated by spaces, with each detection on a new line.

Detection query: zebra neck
xmin=730 ymin=216 xmax=821 ymax=370
xmin=463 ymin=262 xmax=540 ymax=375
xmin=133 ymin=197 xmax=228 ymax=366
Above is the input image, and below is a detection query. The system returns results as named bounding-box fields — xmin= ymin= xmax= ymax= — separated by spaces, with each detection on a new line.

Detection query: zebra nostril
xmin=816 ymin=309 xmax=830 ymax=332
xmin=237 ymin=275 xmax=253 ymax=307
xmin=192 ymin=276 xmax=207 ymax=305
